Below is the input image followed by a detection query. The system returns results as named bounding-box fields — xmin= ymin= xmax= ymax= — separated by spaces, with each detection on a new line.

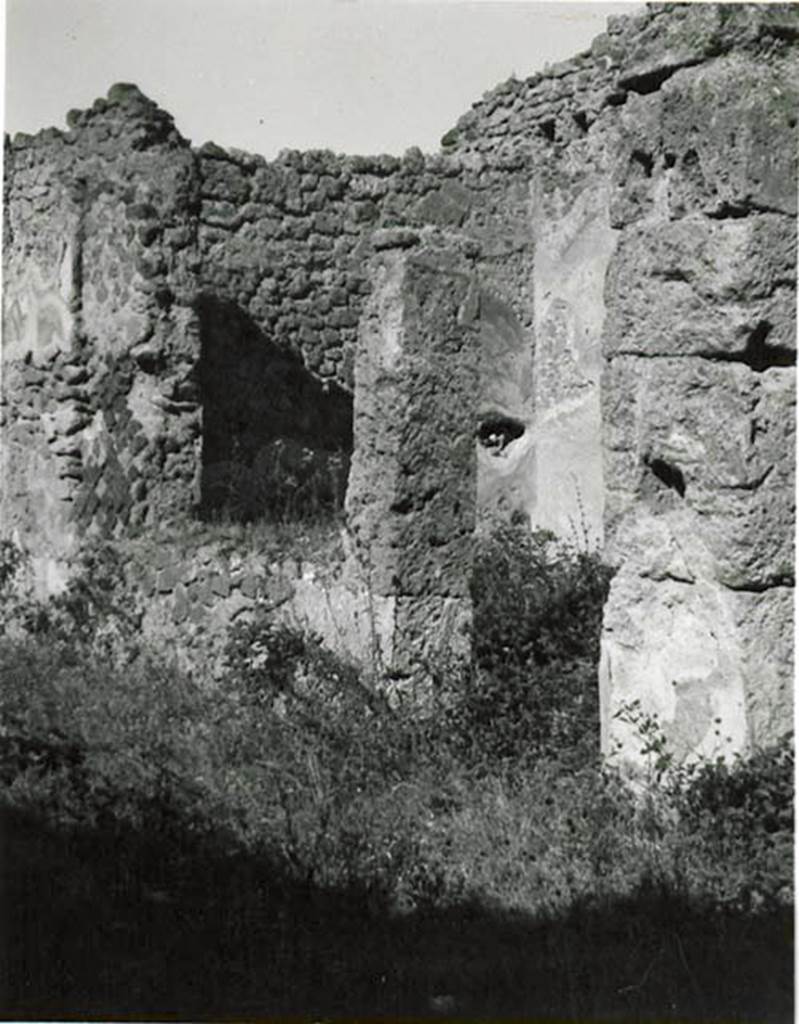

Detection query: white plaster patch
xmin=529 ymin=178 xmax=619 ymax=546
xmin=30 ymin=554 xmax=71 ymax=599
xmin=371 ymin=257 xmax=405 ymax=373
xmin=276 ymin=577 xmax=396 ymax=669
xmin=2 ymin=262 xmax=73 ymax=365
xmin=532 ymin=395 xmax=604 ymax=546
xmin=600 ymin=512 xmax=750 ymax=768
xmin=41 ymin=405 xmax=84 ymax=441
xmin=126 ymin=375 xmax=167 ymax=442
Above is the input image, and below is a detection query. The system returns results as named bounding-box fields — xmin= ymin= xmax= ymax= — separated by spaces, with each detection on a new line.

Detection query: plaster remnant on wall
xmin=530 ymin=179 xmax=617 ymax=545
xmin=600 ymin=510 xmax=749 ymax=766
xmin=3 ymin=262 xmax=74 ymax=366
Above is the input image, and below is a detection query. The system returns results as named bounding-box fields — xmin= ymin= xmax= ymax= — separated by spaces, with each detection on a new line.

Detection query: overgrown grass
xmin=127 ymin=502 xmax=346 ymax=567
xmin=0 ymin=531 xmax=793 ymax=1020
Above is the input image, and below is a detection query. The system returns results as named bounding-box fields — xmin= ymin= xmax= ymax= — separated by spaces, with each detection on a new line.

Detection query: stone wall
xmin=441 ymin=12 xmax=625 ymax=545
xmin=2 ymin=85 xmax=201 ymax=590
xmin=112 ymin=524 xmax=387 ymax=683
xmin=597 ymin=17 xmax=798 ymax=764
xmin=2 ymin=3 xmax=795 ymax=764
xmin=195 ymin=144 xmax=468 ymax=390
xmin=192 ymin=144 xmax=472 ymax=522
xmin=437 ymin=1 xmax=797 ymax=763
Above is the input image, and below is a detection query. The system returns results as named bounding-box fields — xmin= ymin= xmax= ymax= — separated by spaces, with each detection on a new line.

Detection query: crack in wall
xmin=610 ymin=330 xmax=796 ymax=372
xmin=722 ymin=576 xmax=795 ymax=594
xmin=697 ymin=323 xmax=796 ymax=372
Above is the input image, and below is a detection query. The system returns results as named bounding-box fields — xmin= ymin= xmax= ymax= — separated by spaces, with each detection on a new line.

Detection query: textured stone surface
xmin=345 ymin=239 xmax=479 ymax=675
xmin=475 ymin=290 xmax=535 ymax=522
xmin=598 ymin=19 xmax=797 ymax=768
xmin=109 ymin=529 xmax=361 ymax=678
xmin=436 ymin=0 xmax=796 ymax=765
xmin=599 ymin=510 xmax=751 ymax=765
xmin=2 ymin=84 xmax=201 ymax=575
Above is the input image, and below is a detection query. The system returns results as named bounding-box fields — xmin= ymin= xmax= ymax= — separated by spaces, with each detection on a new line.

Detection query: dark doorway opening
xmin=197 ymin=296 xmax=353 ymax=523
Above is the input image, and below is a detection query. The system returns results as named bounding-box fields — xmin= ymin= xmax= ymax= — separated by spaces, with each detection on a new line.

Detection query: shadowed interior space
xmin=197 ymin=296 xmax=353 ymax=523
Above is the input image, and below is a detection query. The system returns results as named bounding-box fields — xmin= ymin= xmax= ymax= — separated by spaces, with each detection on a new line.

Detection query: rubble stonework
xmin=2 ymin=84 xmax=201 ymax=591
xmin=2 ymin=3 xmax=796 ymax=765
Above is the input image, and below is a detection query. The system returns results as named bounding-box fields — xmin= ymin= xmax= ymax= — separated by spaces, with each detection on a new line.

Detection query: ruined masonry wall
xmin=196 ymin=144 xmax=471 ymax=391
xmin=437 ymin=1 xmax=798 ymax=761
xmin=599 ymin=39 xmax=798 ymax=764
xmin=439 ymin=6 xmax=629 ymax=544
xmin=2 ymin=86 xmax=201 ymax=588
xmin=113 ymin=526 xmax=384 ymax=681
xmin=2 ymin=3 xmax=796 ymax=761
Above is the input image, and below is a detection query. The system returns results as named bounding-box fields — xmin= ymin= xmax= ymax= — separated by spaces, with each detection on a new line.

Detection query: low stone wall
xmin=103 ymin=525 xmax=392 ymax=682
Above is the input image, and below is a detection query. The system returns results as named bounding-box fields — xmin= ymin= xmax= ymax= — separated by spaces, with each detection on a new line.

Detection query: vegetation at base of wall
xmin=0 ymin=531 xmax=792 ymax=1020
xmin=200 ymin=440 xmax=350 ymax=527
xmin=463 ymin=521 xmax=613 ymax=768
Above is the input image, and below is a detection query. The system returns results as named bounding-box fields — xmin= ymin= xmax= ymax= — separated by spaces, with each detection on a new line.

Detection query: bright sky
xmin=5 ymin=0 xmax=641 ymax=160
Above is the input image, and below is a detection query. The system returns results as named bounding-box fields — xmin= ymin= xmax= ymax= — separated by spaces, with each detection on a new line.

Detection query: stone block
xmin=263 ymin=576 xmax=295 ymax=610
xmin=172 ymin=583 xmax=190 ymax=624
xmin=372 ymin=228 xmax=420 ymax=251
xmin=605 ymin=216 xmax=797 ymax=359
xmin=239 ymin=572 xmax=260 ymax=600
xmin=209 ymin=572 xmax=230 ymax=598
xmin=600 ymin=512 xmax=750 ymax=768
xmin=156 ymin=565 xmax=182 ymax=593
xmin=139 ymin=569 xmax=156 ymax=597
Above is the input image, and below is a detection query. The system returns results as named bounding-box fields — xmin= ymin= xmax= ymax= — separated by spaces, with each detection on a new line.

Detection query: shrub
xmin=0 ymin=540 xmax=143 ymax=666
xmin=218 ymin=610 xmax=451 ymax=888
xmin=0 ymin=638 xmax=211 ymax=834
xmin=204 ymin=439 xmax=349 ymax=525
xmin=0 ymin=527 xmax=791 ymax=941
xmin=449 ymin=522 xmax=613 ymax=768
xmin=665 ymin=734 xmax=794 ymax=910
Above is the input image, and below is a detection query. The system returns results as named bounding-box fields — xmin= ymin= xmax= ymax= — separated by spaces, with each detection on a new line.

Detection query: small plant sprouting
xmin=613 ymin=698 xmax=676 ymax=785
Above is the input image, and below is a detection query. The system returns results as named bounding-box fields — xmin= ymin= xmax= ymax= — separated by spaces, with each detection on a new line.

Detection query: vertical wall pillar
xmin=1 ymin=176 xmax=84 ymax=592
xmin=599 ymin=53 xmax=796 ymax=768
xmin=346 ymin=238 xmax=479 ymax=679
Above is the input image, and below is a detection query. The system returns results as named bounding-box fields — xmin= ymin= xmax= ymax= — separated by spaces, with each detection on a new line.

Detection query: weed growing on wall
xmin=0 ymin=538 xmax=23 ymax=594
